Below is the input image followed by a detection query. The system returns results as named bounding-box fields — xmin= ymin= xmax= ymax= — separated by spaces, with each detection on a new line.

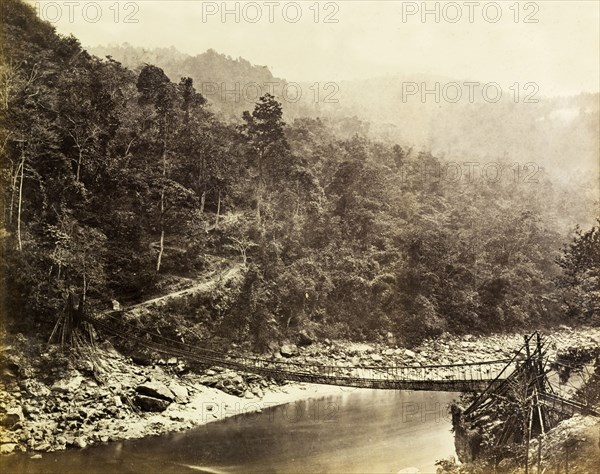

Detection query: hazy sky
xmin=28 ymin=1 xmax=600 ymax=95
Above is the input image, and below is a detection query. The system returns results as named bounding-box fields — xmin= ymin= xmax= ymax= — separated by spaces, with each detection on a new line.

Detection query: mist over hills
xmin=90 ymin=44 xmax=286 ymax=119
xmin=2 ymin=1 xmax=599 ymax=467
xmin=90 ymin=43 xmax=599 ymax=181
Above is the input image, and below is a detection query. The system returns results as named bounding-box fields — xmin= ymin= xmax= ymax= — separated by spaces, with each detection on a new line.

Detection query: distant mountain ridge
xmin=89 ymin=43 xmax=287 ymax=120
xmin=90 ymin=43 xmax=599 ymax=179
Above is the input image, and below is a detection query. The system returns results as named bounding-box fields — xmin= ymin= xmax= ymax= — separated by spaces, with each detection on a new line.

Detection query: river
xmin=4 ymin=389 xmax=459 ymax=474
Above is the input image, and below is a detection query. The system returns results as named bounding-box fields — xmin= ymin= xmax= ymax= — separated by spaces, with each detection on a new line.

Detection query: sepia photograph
xmin=0 ymin=1 xmax=599 ymax=473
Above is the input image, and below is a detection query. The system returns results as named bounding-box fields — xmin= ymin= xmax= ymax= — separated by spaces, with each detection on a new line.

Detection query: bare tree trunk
xmin=215 ymin=189 xmax=221 ymax=229
xmin=156 ymin=188 xmax=165 ymax=272
xmin=295 ymin=180 xmax=301 ymax=217
xmin=156 ymin=122 xmax=168 ymax=273
xmin=256 ymin=150 xmax=264 ymax=222
xmin=76 ymin=148 xmax=82 ymax=182
xmin=200 ymin=190 xmax=206 ymax=213
xmin=256 ymin=188 xmax=261 ymax=222
xmin=16 ymin=153 xmax=25 ymax=251
xmin=8 ymin=159 xmax=21 ymax=225
xmin=82 ymin=272 xmax=87 ymax=304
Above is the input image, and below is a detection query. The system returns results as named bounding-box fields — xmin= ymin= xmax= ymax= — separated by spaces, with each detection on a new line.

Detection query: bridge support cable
xmin=83 ymin=314 xmax=599 ymax=411
xmin=463 ymin=331 xmax=598 ymax=464
xmin=464 ymin=333 xmax=537 ymax=417
xmin=83 ymin=312 xmax=509 ymax=392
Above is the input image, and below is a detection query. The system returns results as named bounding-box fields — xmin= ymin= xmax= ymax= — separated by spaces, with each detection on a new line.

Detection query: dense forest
xmin=1 ymin=0 xmax=598 ymax=352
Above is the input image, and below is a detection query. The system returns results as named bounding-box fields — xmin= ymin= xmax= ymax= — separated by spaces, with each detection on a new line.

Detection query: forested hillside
xmin=1 ymin=0 xmax=598 ymax=352
xmin=91 ymin=44 xmax=600 ymax=183
xmin=90 ymin=43 xmax=286 ymax=121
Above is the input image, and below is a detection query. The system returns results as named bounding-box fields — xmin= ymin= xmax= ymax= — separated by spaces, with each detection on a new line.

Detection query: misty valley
xmin=1 ymin=1 xmax=599 ymax=474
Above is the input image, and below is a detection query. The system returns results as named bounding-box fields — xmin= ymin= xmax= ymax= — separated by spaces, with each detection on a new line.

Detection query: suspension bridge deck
xmin=80 ymin=313 xmax=598 ymax=417
xmin=85 ymin=313 xmax=511 ymax=392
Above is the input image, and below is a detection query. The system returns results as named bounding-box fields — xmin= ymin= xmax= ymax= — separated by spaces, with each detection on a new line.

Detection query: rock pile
xmin=198 ymin=368 xmax=277 ymax=399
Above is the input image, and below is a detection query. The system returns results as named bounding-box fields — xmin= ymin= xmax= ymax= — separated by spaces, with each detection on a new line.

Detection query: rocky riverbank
xmin=1 ymin=325 xmax=599 ymax=459
xmin=0 ymin=333 xmax=344 ymax=456
xmin=436 ymin=414 xmax=600 ymax=474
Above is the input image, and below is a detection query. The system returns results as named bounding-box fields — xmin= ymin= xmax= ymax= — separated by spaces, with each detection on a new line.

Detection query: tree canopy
xmin=1 ymin=0 xmax=598 ymax=349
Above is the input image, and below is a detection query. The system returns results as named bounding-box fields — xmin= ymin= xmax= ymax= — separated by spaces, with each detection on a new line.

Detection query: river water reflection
xmin=4 ymin=389 xmax=459 ymax=474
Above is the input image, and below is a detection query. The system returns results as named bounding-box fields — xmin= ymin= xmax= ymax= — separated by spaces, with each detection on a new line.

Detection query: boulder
xmin=267 ymin=341 xmax=280 ymax=354
xmin=347 ymin=343 xmax=371 ymax=356
xmin=131 ymin=354 xmax=153 ymax=366
xmin=76 ymin=360 xmax=94 ymax=374
xmin=22 ymin=380 xmax=51 ymax=398
xmin=51 ymin=376 xmax=84 ymax=393
xmin=34 ymin=442 xmax=51 ymax=452
xmin=370 ymin=354 xmax=383 ymax=362
xmin=404 ymin=349 xmax=416 ymax=358
xmin=168 ymin=383 xmax=189 ymax=404
xmin=175 ymin=361 xmax=188 ymax=374
xmin=280 ymin=344 xmax=298 ymax=358
xmin=2 ymin=360 xmax=19 ymax=378
xmin=136 ymin=381 xmax=175 ymax=402
xmin=1 ymin=443 xmax=17 ymax=454
xmin=74 ymin=437 xmax=88 ymax=449
xmin=135 ymin=394 xmax=170 ymax=412
xmin=251 ymin=386 xmax=264 ymax=398
xmin=297 ymin=330 xmax=314 ymax=347
xmin=0 ymin=407 xmax=24 ymax=428
xmin=78 ymin=407 xmax=93 ymax=419
xmin=199 ymin=374 xmax=220 ymax=387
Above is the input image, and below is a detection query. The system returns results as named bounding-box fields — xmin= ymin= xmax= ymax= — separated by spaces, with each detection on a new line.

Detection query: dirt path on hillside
xmin=124 ymin=262 xmax=243 ymax=312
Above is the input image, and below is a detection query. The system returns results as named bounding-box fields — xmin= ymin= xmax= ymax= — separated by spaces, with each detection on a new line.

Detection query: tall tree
xmin=136 ymin=65 xmax=178 ymax=272
xmin=241 ymin=93 xmax=288 ymax=222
